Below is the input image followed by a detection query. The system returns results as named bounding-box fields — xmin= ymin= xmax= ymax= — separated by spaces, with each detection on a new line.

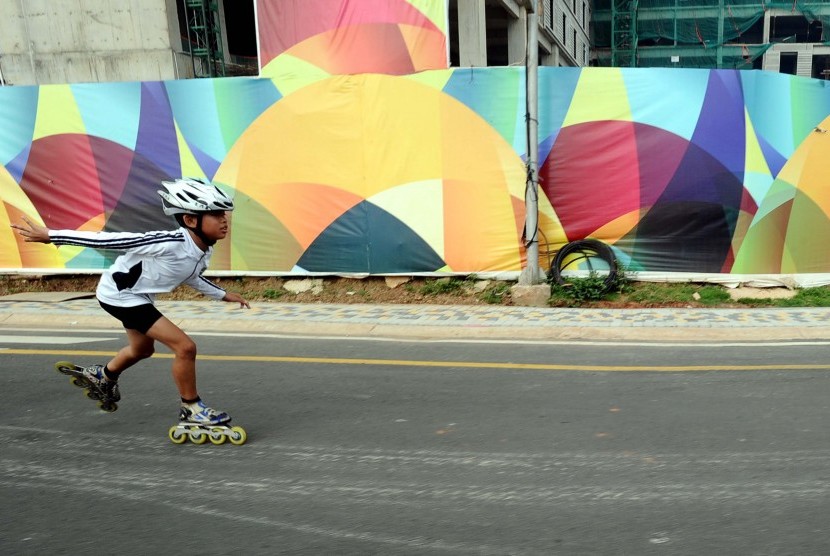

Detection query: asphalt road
xmin=1 ymin=329 xmax=829 ymax=555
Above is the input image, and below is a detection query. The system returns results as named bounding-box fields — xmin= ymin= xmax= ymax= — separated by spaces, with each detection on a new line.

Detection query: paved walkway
xmin=2 ymin=299 xmax=830 ymax=341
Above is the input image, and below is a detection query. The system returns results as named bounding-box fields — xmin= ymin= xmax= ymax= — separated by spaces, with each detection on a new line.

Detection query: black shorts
xmin=98 ymin=301 xmax=163 ymax=334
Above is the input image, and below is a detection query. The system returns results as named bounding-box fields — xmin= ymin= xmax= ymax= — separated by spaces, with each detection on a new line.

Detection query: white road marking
xmin=0 ymin=335 xmax=116 ymax=345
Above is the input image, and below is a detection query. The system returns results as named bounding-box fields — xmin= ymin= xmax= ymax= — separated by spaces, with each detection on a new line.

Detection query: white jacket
xmin=49 ymin=227 xmax=226 ymax=307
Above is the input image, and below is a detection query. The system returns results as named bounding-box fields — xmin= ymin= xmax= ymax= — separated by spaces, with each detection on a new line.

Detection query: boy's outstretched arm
xmin=10 ymin=216 xmax=51 ymax=243
xmin=223 ymin=291 xmax=250 ymax=309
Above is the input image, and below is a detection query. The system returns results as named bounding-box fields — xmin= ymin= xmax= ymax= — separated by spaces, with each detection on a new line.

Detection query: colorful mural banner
xmin=0 ymin=69 xmax=526 ymax=274
xmin=3 ymin=67 xmax=830 ymax=278
xmin=536 ymin=68 xmax=830 ymax=276
xmin=255 ymin=0 xmax=449 ymax=79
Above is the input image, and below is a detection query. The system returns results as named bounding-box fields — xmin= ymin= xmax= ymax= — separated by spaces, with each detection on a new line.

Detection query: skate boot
xmin=168 ymin=400 xmax=247 ymax=446
xmin=54 ymin=361 xmax=119 ymax=412
xmin=179 ymin=400 xmax=231 ymax=425
xmin=82 ymin=365 xmax=121 ymax=402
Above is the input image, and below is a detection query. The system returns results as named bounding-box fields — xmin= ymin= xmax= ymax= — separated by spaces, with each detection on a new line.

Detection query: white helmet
xmin=158 ymin=177 xmax=234 ymax=216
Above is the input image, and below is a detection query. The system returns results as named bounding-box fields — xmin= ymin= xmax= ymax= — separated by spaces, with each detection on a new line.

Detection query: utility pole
xmin=518 ymin=0 xmax=543 ymax=285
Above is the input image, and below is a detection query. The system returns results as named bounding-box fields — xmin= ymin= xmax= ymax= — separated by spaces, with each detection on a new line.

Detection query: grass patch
xmin=548 ymin=266 xmax=631 ymax=305
xmin=480 ymin=282 xmax=511 ymax=304
xmin=623 ymin=282 xmax=730 ymax=306
xmin=695 ymin=285 xmax=732 ymax=305
xmin=774 ymin=287 xmax=830 ymax=307
xmin=625 ymin=283 xmax=693 ymax=304
xmin=420 ymin=278 xmax=465 ymax=296
xmin=550 ymin=273 xmax=612 ymax=304
xmin=262 ymin=288 xmax=285 ymax=300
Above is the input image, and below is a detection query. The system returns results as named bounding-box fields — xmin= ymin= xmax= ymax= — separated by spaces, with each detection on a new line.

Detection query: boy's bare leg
xmin=106 ymin=328 xmax=156 ymax=373
xmin=145 ymin=316 xmax=199 ymax=400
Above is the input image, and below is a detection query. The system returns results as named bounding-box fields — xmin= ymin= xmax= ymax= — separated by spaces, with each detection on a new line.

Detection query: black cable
xmin=550 ymin=239 xmax=617 ymax=293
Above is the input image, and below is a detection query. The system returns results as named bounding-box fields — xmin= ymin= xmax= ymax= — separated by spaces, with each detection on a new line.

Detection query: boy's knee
xmin=176 ymin=340 xmax=197 ymax=360
xmin=135 ymin=345 xmax=155 ymax=360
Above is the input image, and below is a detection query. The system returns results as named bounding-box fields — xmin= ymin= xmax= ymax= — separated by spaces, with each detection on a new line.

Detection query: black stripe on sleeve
xmin=50 ymin=231 xmax=185 ymax=250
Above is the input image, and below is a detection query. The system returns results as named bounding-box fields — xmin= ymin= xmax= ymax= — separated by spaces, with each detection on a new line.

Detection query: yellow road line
xmin=3 ymin=348 xmax=830 ymax=372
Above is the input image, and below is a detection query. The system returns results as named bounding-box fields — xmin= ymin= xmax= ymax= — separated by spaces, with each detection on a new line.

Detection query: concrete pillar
xmin=507 ymin=9 xmax=526 ymax=65
xmin=163 ymin=0 xmax=183 ymax=78
xmin=457 ymin=0 xmax=487 ymax=67
xmin=164 ymin=0 xmax=181 ymax=52
xmin=216 ymin=0 xmax=231 ymax=64
xmin=540 ymin=48 xmax=555 ymax=67
xmin=763 ymin=48 xmax=780 ymax=72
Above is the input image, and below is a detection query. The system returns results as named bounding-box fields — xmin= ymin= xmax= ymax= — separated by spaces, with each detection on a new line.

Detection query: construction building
xmin=592 ymin=0 xmax=830 ymax=77
xmin=0 ymin=0 xmax=255 ymax=86
xmin=0 ymin=1 xmax=590 ymax=87
xmin=451 ymin=0 xmax=591 ymax=67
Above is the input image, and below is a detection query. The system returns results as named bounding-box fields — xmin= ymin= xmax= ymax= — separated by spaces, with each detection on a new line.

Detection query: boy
xmin=11 ymin=177 xmax=249 ymax=426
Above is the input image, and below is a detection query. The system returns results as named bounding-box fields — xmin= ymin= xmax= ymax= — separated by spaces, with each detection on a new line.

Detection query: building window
xmin=543 ymin=0 xmax=553 ymax=30
xmin=780 ymin=52 xmax=798 ymax=75
xmin=770 ymin=15 xmax=818 ymax=43
xmin=813 ymin=54 xmax=830 ymax=80
xmin=573 ymin=29 xmax=577 ymax=58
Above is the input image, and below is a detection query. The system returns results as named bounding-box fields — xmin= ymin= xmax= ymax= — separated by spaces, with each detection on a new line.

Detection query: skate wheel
xmin=55 ymin=361 xmax=74 ymax=374
xmin=208 ymin=428 xmax=227 ymax=445
xmin=229 ymin=426 xmax=247 ymax=446
xmin=188 ymin=430 xmax=207 ymax=444
xmin=168 ymin=426 xmax=187 ymax=444
xmin=70 ymin=376 xmax=86 ymax=388
xmin=98 ymin=401 xmax=117 ymax=413
xmin=86 ymin=390 xmax=101 ymax=400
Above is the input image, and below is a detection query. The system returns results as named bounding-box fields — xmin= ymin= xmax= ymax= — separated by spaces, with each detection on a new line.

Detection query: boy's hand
xmin=10 ymin=216 xmax=51 ymax=243
xmin=223 ymin=292 xmax=250 ymax=309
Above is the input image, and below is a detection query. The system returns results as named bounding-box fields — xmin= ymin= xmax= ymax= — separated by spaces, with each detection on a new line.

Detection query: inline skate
xmin=167 ymin=400 xmax=247 ymax=445
xmin=54 ymin=361 xmax=119 ymax=412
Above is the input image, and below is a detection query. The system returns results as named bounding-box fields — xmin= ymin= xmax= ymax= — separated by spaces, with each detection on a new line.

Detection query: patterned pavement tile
xmin=2 ymin=300 xmax=830 ymax=330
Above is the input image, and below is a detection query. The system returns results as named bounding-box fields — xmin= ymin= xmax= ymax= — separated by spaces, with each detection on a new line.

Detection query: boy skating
xmin=12 ymin=178 xmax=249 ymax=443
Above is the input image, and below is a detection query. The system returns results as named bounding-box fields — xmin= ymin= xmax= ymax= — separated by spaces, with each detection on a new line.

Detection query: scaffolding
xmin=592 ymin=0 xmax=830 ymax=73
xmin=185 ymin=0 xmax=225 ymax=77
xmin=612 ymin=0 xmax=638 ymax=67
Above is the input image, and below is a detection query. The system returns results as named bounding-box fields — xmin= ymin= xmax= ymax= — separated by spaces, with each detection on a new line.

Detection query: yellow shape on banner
xmin=78 ymin=212 xmax=106 ymax=232
xmin=404 ymin=68 xmax=453 ymax=91
xmin=590 ymin=209 xmax=641 ymax=243
xmin=791 ymin=117 xmax=830 ymax=215
xmin=0 ymin=167 xmax=61 ymax=268
xmin=369 ymin=179 xmax=445 ymax=260
xmin=175 ymin=122 xmax=207 ymax=180
xmin=563 ymin=68 xmax=631 ymax=127
xmin=729 ymin=207 xmax=754 ymax=266
xmin=261 ymin=54 xmax=331 ymax=95
xmin=537 ymin=190 xmax=566 ymax=247
xmin=744 ymin=110 xmax=771 ymax=176
xmin=775 ymin=134 xmax=809 ymax=188
xmin=33 ymin=84 xmax=85 ymax=140
xmin=221 ymin=75 xmax=445 ymax=198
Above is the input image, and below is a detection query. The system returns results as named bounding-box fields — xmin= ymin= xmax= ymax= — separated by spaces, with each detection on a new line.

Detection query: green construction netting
xmin=593 ymin=0 xmax=830 ymax=69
